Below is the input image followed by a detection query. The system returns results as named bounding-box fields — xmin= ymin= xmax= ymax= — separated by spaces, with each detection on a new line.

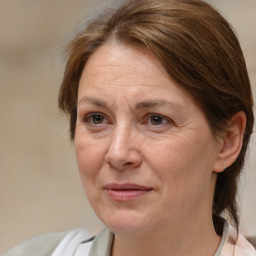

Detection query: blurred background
xmin=0 ymin=0 xmax=255 ymax=254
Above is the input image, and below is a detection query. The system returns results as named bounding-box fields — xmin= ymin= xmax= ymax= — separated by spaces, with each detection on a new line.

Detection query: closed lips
xmin=104 ymin=183 xmax=153 ymax=202
xmin=104 ymin=183 xmax=152 ymax=191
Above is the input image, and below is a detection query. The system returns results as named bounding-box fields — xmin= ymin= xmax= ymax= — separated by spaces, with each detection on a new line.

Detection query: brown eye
xmin=150 ymin=115 xmax=165 ymax=125
xmin=91 ymin=114 xmax=105 ymax=124
xmin=83 ymin=113 xmax=107 ymax=125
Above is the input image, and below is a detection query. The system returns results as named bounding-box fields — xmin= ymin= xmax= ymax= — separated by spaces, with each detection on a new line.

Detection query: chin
xmin=98 ymin=208 xmax=155 ymax=235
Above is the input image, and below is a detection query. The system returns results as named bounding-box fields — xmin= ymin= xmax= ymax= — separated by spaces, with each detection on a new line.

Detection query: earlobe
xmin=213 ymin=111 xmax=246 ymax=173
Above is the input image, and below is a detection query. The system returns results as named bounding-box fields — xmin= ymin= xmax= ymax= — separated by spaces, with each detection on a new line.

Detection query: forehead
xmin=81 ymin=43 xmax=168 ymax=85
xmin=79 ymin=43 xmax=190 ymax=99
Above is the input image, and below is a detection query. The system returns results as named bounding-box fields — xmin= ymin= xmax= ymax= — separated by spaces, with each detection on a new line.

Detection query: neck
xmin=111 ymin=213 xmax=221 ymax=256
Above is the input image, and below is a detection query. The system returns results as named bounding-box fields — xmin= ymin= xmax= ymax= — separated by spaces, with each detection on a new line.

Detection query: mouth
xmin=103 ymin=183 xmax=153 ymax=202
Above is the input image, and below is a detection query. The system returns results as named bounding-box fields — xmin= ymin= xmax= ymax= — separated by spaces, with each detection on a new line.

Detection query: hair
xmin=58 ymin=0 xmax=254 ymax=230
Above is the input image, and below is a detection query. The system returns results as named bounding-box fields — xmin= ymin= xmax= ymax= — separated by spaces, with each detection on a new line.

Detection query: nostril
xmin=106 ymin=160 xmax=133 ymax=170
xmin=105 ymin=148 xmax=142 ymax=170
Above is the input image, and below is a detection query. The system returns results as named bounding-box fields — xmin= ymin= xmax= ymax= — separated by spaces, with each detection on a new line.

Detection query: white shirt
xmin=52 ymin=219 xmax=256 ymax=256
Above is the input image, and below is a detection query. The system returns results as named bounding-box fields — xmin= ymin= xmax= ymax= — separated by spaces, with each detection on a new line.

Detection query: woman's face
xmin=75 ymin=44 xmax=222 ymax=235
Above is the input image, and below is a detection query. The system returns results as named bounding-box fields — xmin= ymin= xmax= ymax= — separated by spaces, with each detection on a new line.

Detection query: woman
xmin=6 ymin=0 xmax=256 ymax=255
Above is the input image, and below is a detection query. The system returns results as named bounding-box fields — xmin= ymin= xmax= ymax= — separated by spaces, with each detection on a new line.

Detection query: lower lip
xmin=105 ymin=189 xmax=151 ymax=202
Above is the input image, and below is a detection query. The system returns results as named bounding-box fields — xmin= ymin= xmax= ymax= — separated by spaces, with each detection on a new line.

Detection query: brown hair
xmin=58 ymin=0 xmax=254 ymax=229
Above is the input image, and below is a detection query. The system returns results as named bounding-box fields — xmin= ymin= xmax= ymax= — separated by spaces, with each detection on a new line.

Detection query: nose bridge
xmin=110 ymin=121 xmax=133 ymax=156
xmin=105 ymin=120 xmax=141 ymax=169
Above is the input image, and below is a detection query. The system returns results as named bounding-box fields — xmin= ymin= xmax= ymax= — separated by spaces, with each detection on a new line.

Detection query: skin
xmin=75 ymin=44 xmax=245 ymax=256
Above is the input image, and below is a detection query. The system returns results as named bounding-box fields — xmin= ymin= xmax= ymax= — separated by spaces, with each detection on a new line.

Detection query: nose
xmin=105 ymin=125 xmax=142 ymax=170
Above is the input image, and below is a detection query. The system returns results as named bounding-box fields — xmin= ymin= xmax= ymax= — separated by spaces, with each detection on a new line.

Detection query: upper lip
xmin=104 ymin=183 xmax=152 ymax=191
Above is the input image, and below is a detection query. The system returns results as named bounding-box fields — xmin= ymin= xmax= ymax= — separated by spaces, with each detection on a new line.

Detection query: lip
xmin=104 ymin=183 xmax=153 ymax=202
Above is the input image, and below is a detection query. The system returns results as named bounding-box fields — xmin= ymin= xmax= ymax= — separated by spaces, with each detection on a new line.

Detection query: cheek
xmin=145 ymin=133 xmax=215 ymax=192
xmin=145 ymin=136 xmax=192 ymax=172
xmin=75 ymin=134 xmax=106 ymax=179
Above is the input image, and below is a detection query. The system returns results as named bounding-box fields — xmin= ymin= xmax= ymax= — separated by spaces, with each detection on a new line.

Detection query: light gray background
xmin=0 ymin=0 xmax=255 ymax=253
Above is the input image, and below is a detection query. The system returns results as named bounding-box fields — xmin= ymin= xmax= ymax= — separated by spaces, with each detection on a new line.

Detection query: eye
xmin=148 ymin=114 xmax=169 ymax=126
xmin=83 ymin=113 xmax=108 ymax=125
xmin=90 ymin=114 xmax=105 ymax=124
xmin=150 ymin=115 xmax=165 ymax=125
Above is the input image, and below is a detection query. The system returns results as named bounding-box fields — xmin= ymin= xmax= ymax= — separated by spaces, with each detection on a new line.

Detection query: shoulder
xmin=235 ymin=232 xmax=256 ymax=256
xmin=4 ymin=228 xmax=106 ymax=256
xmin=221 ymin=222 xmax=256 ymax=256
xmin=52 ymin=228 xmax=93 ymax=255
xmin=52 ymin=227 xmax=112 ymax=256
xmin=5 ymin=231 xmax=69 ymax=256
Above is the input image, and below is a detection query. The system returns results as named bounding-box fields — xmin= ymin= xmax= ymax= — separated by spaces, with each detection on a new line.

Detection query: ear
xmin=213 ymin=111 xmax=246 ymax=173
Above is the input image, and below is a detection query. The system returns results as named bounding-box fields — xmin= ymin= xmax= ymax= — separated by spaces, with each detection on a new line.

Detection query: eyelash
xmin=144 ymin=114 xmax=171 ymax=126
xmin=83 ymin=113 xmax=109 ymax=125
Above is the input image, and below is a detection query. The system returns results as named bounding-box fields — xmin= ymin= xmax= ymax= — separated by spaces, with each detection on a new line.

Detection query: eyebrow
xmin=77 ymin=96 xmax=108 ymax=107
xmin=135 ymin=99 xmax=182 ymax=110
xmin=78 ymin=96 xmax=182 ymax=111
